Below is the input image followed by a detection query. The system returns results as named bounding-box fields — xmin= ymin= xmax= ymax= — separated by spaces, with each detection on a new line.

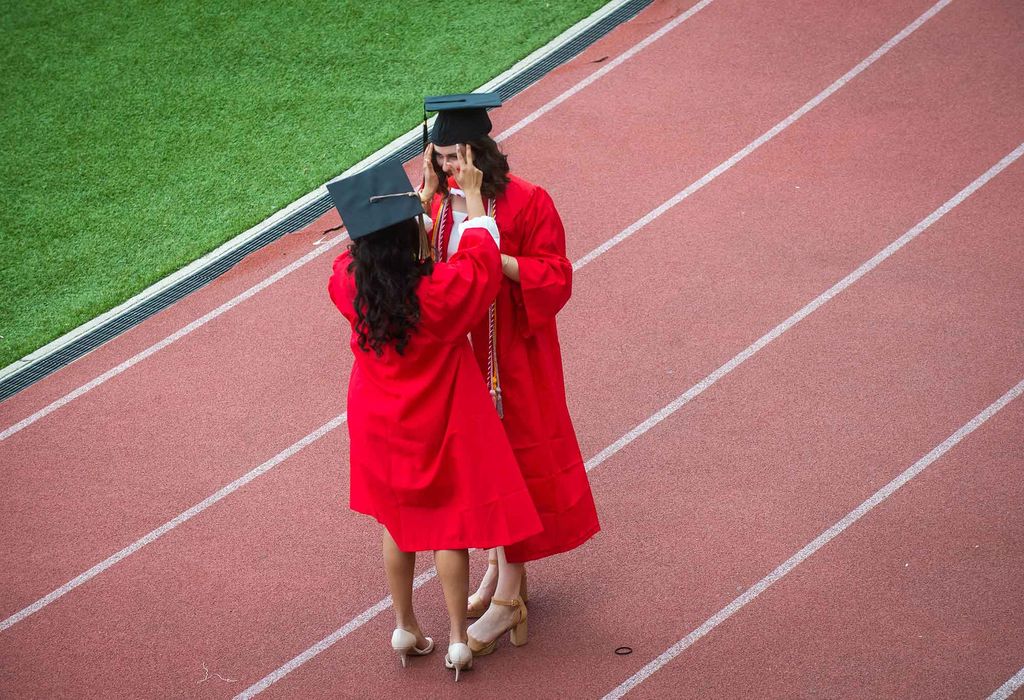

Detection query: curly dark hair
xmin=347 ymin=218 xmax=433 ymax=357
xmin=432 ymin=135 xmax=511 ymax=200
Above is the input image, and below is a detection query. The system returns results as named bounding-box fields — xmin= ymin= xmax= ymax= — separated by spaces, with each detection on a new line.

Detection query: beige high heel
xmin=467 ymin=597 xmax=528 ymax=656
xmin=445 ymin=642 xmax=473 ymax=682
xmin=467 ymin=566 xmax=529 ymax=618
xmin=391 ymin=628 xmax=434 ymax=667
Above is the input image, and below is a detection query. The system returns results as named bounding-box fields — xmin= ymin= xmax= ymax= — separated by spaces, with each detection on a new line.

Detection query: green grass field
xmin=0 ymin=0 xmax=607 ymax=370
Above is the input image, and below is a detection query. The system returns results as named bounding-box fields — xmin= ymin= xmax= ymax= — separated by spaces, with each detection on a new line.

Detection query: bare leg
xmin=467 ymin=546 xmax=525 ymax=643
xmin=383 ymin=529 xmax=428 ymax=648
xmin=468 ymin=548 xmax=499 ymax=609
xmin=434 ymin=549 xmax=470 ymax=643
xmin=493 ymin=546 xmax=525 ymax=600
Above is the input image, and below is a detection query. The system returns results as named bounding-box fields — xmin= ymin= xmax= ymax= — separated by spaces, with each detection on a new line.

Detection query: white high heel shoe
xmin=391 ymin=628 xmax=434 ymax=667
xmin=444 ymin=642 xmax=473 ymax=682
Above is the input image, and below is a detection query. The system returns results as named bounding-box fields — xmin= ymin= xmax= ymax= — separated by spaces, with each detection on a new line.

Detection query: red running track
xmin=0 ymin=0 xmax=941 ymax=621
xmin=1 ymin=0 xmax=1022 ymax=697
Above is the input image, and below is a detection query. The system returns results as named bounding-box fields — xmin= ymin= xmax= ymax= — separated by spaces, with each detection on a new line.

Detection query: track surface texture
xmin=2 ymin=1 xmax=1022 ymax=697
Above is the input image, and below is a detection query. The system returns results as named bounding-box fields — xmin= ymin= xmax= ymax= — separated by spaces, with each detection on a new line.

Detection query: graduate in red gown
xmin=327 ymin=156 xmax=541 ymax=681
xmin=421 ymin=93 xmax=600 ymax=655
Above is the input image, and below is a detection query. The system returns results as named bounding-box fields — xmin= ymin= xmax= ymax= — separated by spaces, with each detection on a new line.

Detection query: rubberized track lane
xmin=0 ymin=0 xmax=940 ymax=621
xmin=487 ymin=0 xmax=940 ymax=251
xmin=562 ymin=0 xmax=1022 ymax=466
xmin=1 ymin=0 xmax=1020 ymax=697
xmin=252 ymin=1 xmax=1023 ymax=693
xmin=252 ymin=68 xmax=1024 ymax=700
xmin=624 ymin=397 xmax=1024 ymax=699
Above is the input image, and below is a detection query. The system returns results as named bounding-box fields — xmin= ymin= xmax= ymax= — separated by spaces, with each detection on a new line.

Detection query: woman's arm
xmin=421 ymin=229 xmax=501 ymax=341
xmin=500 ymin=254 xmax=520 ymax=282
xmin=508 ymin=186 xmax=572 ymax=334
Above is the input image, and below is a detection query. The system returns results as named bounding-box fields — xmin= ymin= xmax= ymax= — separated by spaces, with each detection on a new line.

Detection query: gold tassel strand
xmin=485 ymin=198 xmax=503 ymax=419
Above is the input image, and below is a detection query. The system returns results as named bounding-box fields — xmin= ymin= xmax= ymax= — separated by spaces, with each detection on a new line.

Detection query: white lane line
xmin=585 ymin=140 xmax=1023 ymax=471
xmin=495 ymin=0 xmax=715 ymax=142
xmin=232 ymin=135 xmax=1024 ymax=699
xmin=0 ymin=1 xmax=711 ymax=441
xmin=235 ymin=567 xmax=440 ymax=700
xmin=0 ymin=414 xmax=347 ymax=632
xmin=989 ymin=666 xmax=1024 ymax=700
xmin=573 ymin=0 xmax=953 ymax=272
xmin=0 ymin=242 xmax=347 ymax=442
xmin=603 ymin=379 xmax=1024 ymax=699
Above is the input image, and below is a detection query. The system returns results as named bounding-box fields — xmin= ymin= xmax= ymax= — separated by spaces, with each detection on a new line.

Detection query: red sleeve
xmin=327 ymin=251 xmax=356 ymax=324
xmin=419 ymin=227 xmax=501 ymax=341
xmin=513 ymin=186 xmax=572 ymax=335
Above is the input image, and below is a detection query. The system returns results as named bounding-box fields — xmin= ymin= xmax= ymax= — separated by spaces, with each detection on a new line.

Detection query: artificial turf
xmin=0 ymin=0 xmax=608 ymax=370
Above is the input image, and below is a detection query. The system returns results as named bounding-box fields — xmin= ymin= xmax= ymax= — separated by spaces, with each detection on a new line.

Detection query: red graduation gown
xmin=328 ymin=228 xmax=542 ymax=553
xmin=429 ymin=175 xmax=600 ymax=562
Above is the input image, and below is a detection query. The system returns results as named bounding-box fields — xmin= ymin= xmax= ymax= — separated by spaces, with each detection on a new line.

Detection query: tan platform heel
xmin=467 ymin=597 xmax=528 ymax=656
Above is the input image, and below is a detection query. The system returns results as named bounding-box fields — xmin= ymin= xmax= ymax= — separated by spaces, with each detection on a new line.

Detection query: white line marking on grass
xmin=0 ymin=414 xmax=347 ymax=632
xmin=989 ymin=666 xmax=1024 ymax=700
xmin=603 ymin=379 xmax=1024 ymax=699
xmin=573 ymin=0 xmax=954 ymax=272
xmin=0 ymin=0 xmax=708 ymax=439
xmin=231 ymin=134 xmax=1023 ymax=699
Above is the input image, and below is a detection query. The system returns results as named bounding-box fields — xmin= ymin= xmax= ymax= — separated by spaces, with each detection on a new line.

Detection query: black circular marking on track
xmin=0 ymin=0 xmax=655 ymax=403
xmin=615 ymin=646 xmax=633 ymax=656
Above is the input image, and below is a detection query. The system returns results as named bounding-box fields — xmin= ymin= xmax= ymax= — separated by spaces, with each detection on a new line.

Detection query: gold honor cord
xmin=485 ymin=198 xmax=502 ymax=419
xmin=434 ymin=195 xmax=503 ymax=418
xmin=417 ymin=215 xmax=431 ymax=263
xmin=432 ymin=196 xmax=450 ymax=263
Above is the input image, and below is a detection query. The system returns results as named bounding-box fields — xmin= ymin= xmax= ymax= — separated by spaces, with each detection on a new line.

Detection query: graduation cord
xmin=432 ymin=196 xmax=450 ymax=263
xmin=416 ymin=214 xmax=431 ymax=263
xmin=485 ymin=198 xmax=503 ymax=419
xmin=436 ymin=194 xmax=503 ymax=418
xmin=487 ymin=302 xmax=502 ymax=419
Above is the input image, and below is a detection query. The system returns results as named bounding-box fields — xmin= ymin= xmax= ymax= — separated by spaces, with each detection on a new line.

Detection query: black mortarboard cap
xmin=326 ymin=161 xmax=422 ymax=240
xmin=424 ymin=92 xmax=503 ymax=147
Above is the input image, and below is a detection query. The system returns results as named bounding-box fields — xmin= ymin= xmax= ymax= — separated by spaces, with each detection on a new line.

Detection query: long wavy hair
xmin=347 ymin=218 xmax=433 ymax=357
xmin=432 ymin=135 xmax=511 ymax=200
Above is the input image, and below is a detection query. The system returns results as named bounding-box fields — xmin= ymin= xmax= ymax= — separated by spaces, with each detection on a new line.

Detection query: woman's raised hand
xmin=455 ymin=145 xmax=485 ymax=219
xmin=454 ymin=144 xmax=483 ymax=195
xmin=421 ymin=143 xmax=439 ymax=198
